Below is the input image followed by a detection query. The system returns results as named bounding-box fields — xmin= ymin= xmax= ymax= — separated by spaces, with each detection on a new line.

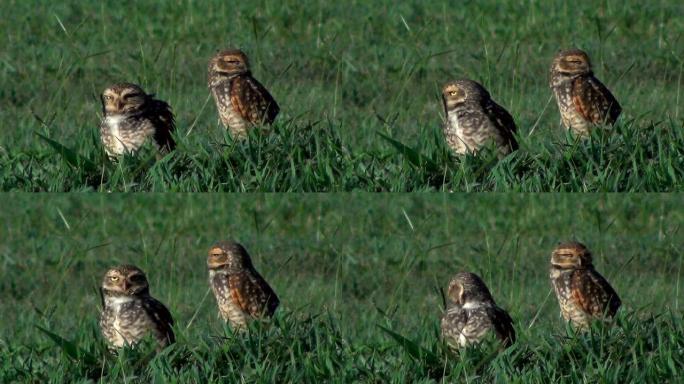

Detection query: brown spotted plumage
xmin=207 ymin=49 xmax=279 ymax=138
xmin=440 ymin=272 xmax=515 ymax=349
xmin=549 ymin=242 xmax=621 ymax=329
xmin=99 ymin=265 xmax=175 ymax=350
xmin=441 ymin=79 xmax=518 ymax=156
xmin=549 ymin=49 xmax=622 ymax=136
xmin=207 ymin=241 xmax=279 ymax=329
xmin=99 ymin=83 xmax=175 ymax=158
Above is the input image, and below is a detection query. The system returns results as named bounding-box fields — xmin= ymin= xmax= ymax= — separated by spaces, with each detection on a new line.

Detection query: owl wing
xmin=141 ymin=297 xmax=176 ymax=345
xmin=487 ymin=306 xmax=516 ymax=348
xmin=570 ymin=268 xmax=621 ymax=319
xmin=571 ymin=75 xmax=621 ymax=125
xmin=485 ymin=101 xmax=519 ymax=152
xmin=228 ymin=270 xmax=280 ymax=318
xmin=230 ymin=75 xmax=279 ymax=125
xmin=146 ymin=98 xmax=176 ymax=152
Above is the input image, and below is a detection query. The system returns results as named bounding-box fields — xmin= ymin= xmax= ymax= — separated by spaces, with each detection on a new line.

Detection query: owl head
xmin=208 ymin=49 xmax=251 ymax=78
xmin=447 ymin=272 xmax=495 ymax=306
xmin=101 ymin=265 xmax=150 ymax=297
xmin=441 ymin=79 xmax=490 ymax=111
xmin=551 ymin=49 xmax=592 ymax=76
xmin=207 ymin=240 xmax=254 ymax=272
xmin=101 ymin=83 xmax=150 ymax=116
xmin=551 ymin=241 xmax=593 ymax=269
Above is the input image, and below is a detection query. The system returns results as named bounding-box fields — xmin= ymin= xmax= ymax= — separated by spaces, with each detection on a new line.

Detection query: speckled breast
xmin=445 ymin=112 xmax=474 ymax=154
xmin=550 ymin=268 xmax=591 ymax=327
xmin=103 ymin=300 xmax=155 ymax=347
xmin=211 ymin=83 xmax=248 ymax=137
xmin=100 ymin=115 xmax=154 ymax=156
xmin=210 ymin=273 xmax=249 ymax=328
xmin=552 ymin=84 xmax=591 ymax=136
xmin=445 ymin=111 xmax=503 ymax=154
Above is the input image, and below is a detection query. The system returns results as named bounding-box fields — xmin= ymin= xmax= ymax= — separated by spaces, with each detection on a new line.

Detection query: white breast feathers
xmin=105 ymin=115 xmax=127 ymax=154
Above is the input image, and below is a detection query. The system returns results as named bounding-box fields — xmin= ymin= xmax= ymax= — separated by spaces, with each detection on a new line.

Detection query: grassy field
xmin=1 ymin=194 xmax=682 ymax=382
xmin=1 ymin=1 xmax=683 ymax=191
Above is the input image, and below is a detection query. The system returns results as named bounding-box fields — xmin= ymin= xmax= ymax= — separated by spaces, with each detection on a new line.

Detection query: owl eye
xmin=103 ymin=95 xmax=113 ymax=101
xmin=109 ymin=276 xmax=119 ymax=282
xmin=449 ymin=91 xmax=458 ymax=96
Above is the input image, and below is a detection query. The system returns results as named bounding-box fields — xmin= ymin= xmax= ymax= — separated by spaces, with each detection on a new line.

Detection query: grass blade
xmin=377 ymin=132 xmax=439 ymax=174
xmin=35 ymin=325 xmax=97 ymax=365
xmin=377 ymin=324 xmax=440 ymax=366
xmin=35 ymin=132 xmax=98 ymax=173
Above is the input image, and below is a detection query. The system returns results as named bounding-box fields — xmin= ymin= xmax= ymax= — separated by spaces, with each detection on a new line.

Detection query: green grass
xmin=1 ymin=194 xmax=683 ymax=382
xmin=1 ymin=1 xmax=683 ymax=191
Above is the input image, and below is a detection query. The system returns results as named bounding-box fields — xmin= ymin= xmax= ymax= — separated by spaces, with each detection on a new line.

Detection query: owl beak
xmin=122 ymin=280 xmax=129 ymax=291
xmin=117 ymin=101 xmax=125 ymax=111
xmin=207 ymin=251 xmax=224 ymax=268
xmin=214 ymin=62 xmax=231 ymax=74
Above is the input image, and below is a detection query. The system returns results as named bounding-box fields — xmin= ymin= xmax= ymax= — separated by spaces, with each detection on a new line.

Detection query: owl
xmin=207 ymin=49 xmax=279 ymax=138
xmin=441 ymin=79 xmax=518 ymax=156
xmin=441 ymin=272 xmax=515 ymax=349
xmin=207 ymin=241 xmax=279 ymax=329
xmin=549 ymin=49 xmax=622 ymax=136
xmin=549 ymin=241 xmax=621 ymax=329
xmin=99 ymin=83 xmax=176 ymax=158
xmin=99 ymin=265 xmax=175 ymax=350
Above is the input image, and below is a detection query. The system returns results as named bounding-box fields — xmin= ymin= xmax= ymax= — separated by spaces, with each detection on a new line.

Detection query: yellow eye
xmin=449 ymin=91 xmax=458 ymax=96
xmin=103 ymin=95 xmax=112 ymax=101
xmin=109 ymin=276 xmax=119 ymax=281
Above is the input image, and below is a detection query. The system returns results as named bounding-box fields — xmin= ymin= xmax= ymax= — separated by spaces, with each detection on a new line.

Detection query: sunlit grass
xmin=1 ymin=1 xmax=682 ymax=191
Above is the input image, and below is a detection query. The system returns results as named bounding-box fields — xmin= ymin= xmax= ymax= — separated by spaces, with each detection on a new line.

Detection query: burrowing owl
xmin=207 ymin=241 xmax=279 ymax=329
xmin=441 ymin=272 xmax=515 ymax=349
xmin=549 ymin=241 xmax=621 ymax=329
xmin=99 ymin=83 xmax=175 ymax=157
xmin=99 ymin=265 xmax=175 ymax=350
xmin=549 ymin=49 xmax=622 ymax=136
xmin=441 ymin=79 xmax=518 ymax=156
xmin=207 ymin=49 xmax=279 ymax=138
